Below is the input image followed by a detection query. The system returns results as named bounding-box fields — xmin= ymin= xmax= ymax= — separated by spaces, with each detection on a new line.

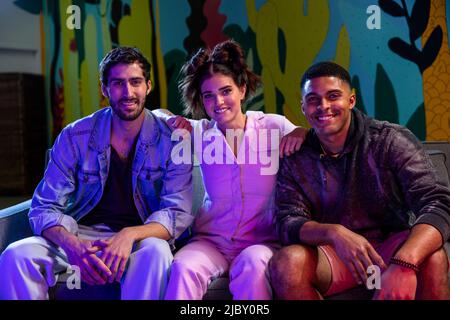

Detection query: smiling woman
xmin=178 ymin=40 xmax=260 ymax=121
xmin=163 ymin=40 xmax=308 ymax=301
xmin=200 ymin=73 xmax=246 ymax=132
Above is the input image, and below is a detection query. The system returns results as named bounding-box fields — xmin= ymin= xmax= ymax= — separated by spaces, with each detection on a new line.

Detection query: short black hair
xmin=99 ymin=47 xmax=151 ymax=85
xmin=300 ymin=61 xmax=351 ymax=93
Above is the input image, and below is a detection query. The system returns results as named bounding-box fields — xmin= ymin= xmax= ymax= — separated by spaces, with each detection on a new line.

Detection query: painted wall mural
xmin=14 ymin=0 xmax=450 ymax=141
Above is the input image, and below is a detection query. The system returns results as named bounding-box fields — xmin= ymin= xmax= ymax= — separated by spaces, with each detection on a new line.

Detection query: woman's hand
xmin=167 ymin=116 xmax=192 ymax=133
xmin=280 ymin=127 xmax=308 ymax=158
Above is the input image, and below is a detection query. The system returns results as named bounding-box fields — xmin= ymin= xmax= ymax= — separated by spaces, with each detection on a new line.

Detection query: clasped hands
xmin=64 ymin=228 xmax=134 ymax=285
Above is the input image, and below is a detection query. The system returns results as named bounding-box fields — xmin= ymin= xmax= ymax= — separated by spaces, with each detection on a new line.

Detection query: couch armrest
xmin=423 ymin=141 xmax=450 ymax=183
xmin=0 ymin=200 xmax=33 ymax=253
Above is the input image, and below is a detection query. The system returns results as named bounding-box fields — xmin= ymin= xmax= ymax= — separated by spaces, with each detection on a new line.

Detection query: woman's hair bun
xmin=183 ymin=47 xmax=210 ymax=76
xmin=210 ymin=39 xmax=246 ymax=73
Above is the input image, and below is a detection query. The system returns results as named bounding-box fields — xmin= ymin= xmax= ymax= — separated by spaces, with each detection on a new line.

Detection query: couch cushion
xmin=426 ymin=150 xmax=450 ymax=187
xmin=202 ymin=276 xmax=232 ymax=300
xmin=423 ymin=142 xmax=450 ymax=181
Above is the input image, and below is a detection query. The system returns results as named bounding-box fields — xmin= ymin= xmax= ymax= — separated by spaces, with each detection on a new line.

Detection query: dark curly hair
xmin=99 ymin=46 xmax=151 ymax=85
xmin=178 ymin=40 xmax=261 ymax=119
xmin=300 ymin=61 xmax=352 ymax=94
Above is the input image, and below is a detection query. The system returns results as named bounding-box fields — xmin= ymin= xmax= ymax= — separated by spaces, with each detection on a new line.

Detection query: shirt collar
xmin=89 ymin=108 xmax=160 ymax=152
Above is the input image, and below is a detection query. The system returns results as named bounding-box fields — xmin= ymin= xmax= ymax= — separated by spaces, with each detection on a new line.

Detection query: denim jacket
xmin=29 ymin=107 xmax=193 ymax=245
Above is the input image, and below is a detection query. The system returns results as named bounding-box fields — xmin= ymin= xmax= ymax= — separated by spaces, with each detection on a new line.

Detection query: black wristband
xmin=389 ymin=257 xmax=419 ymax=273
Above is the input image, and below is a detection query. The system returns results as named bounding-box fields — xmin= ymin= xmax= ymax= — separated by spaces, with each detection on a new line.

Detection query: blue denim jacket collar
xmin=86 ymin=108 xmax=159 ymax=192
xmin=88 ymin=107 xmax=161 ymax=152
xmin=87 ymin=108 xmax=163 ymax=188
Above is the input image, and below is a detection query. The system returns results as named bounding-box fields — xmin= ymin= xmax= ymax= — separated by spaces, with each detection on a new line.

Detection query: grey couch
xmin=0 ymin=141 xmax=449 ymax=300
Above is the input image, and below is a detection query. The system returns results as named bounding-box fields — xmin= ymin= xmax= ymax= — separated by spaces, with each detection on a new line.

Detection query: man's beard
xmin=111 ymin=99 xmax=145 ymax=121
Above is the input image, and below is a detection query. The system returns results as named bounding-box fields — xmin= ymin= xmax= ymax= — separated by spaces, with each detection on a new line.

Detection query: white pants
xmin=165 ymin=239 xmax=275 ymax=300
xmin=0 ymin=226 xmax=173 ymax=300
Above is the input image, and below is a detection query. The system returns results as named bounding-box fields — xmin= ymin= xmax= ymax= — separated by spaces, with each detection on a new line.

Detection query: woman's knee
xmin=170 ymin=257 xmax=193 ymax=275
xmin=235 ymin=245 xmax=274 ymax=269
xmin=229 ymin=245 xmax=273 ymax=280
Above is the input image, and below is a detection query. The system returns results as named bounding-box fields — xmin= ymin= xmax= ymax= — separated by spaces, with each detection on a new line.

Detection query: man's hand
xmin=94 ymin=228 xmax=135 ymax=283
xmin=373 ymin=264 xmax=417 ymax=300
xmin=280 ymin=127 xmax=307 ymax=158
xmin=63 ymin=238 xmax=112 ymax=285
xmin=43 ymin=225 xmax=112 ymax=285
xmin=332 ymin=226 xmax=387 ymax=285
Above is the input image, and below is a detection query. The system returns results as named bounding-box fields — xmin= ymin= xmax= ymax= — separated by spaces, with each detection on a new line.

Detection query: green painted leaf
xmin=278 ymin=28 xmax=286 ymax=74
xmin=352 ymin=76 xmax=367 ymax=115
xmin=375 ymin=63 xmax=399 ymax=124
xmin=275 ymin=87 xmax=284 ymax=116
xmin=164 ymin=49 xmax=187 ymax=116
xmin=406 ymin=103 xmax=426 ymax=140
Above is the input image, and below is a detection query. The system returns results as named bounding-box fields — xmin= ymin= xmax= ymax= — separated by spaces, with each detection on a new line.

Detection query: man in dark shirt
xmin=269 ymin=61 xmax=450 ymax=299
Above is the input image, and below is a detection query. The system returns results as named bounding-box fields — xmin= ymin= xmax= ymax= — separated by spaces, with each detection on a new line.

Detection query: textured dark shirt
xmin=275 ymin=109 xmax=450 ymax=245
xmin=79 ymin=146 xmax=143 ymax=231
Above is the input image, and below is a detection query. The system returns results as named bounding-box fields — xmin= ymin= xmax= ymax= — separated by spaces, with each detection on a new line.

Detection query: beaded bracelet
xmin=389 ymin=257 xmax=420 ymax=273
